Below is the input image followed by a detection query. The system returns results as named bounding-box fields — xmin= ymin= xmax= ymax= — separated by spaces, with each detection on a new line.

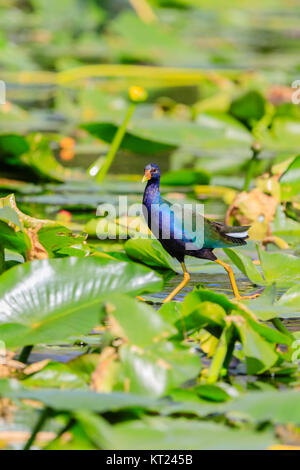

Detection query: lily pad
xmin=81 ymin=122 xmax=175 ymax=155
xmin=0 ymin=257 xmax=162 ymax=348
xmin=280 ymin=155 xmax=300 ymax=200
xmin=119 ymin=342 xmax=200 ymax=397
xmin=103 ymin=294 xmax=175 ymax=347
xmin=161 ymin=169 xmax=210 ymax=186
xmin=0 ymin=378 xmax=162 ymax=413
xmin=100 ymin=416 xmax=274 ymax=450
xmin=163 ymin=389 xmax=300 ymax=425
xmin=22 ymin=361 xmax=88 ymax=389
xmin=125 ymin=238 xmax=221 ymax=274
xmin=225 ymin=246 xmax=300 ymax=288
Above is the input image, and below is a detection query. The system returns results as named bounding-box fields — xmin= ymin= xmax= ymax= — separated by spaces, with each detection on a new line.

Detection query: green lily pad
xmin=225 ymin=245 xmax=300 ymax=288
xmin=230 ymin=90 xmax=266 ymax=126
xmin=22 ymin=361 xmax=88 ymax=389
xmin=125 ymin=238 xmax=176 ymax=271
xmin=81 ymin=122 xmax=175 ymax=155
xmin=0 ymin=221 xmax=28 ymax=256
xmin=278 ymin=284 xmax=300 ymax=309
xmin=0 ymin=378 xmax=162 ymax=413
xmin=0 ymin=207 xmax=22 ymax=229
xmin=223 ymin=247 xmax=265 ymax=286
xmin=100 ymin=416 xmax=274 ymax=450
xmin=261 ymin=118 xmax=300 ymax=152
xmin=102 ymin=294 xmax=175 ymax=347
xmin=37 ymin=225 xmax=86 ymax=258
xmin=21 ymin=134 xmax=86 ymax=182
xmin=163 ymin=389 xmax=300 ymax=425
xmin=119 ymin=342 xmax=200 ymax=397
xmin=161 ymin=169 xmax=210 ymax=186
xmin=125 ymin=238 xmax=220 ymax=274
xmin=243 ymin=285 xmax=299 ymax=320
xmin=0 ymin=134 xmax=29 ymax=161
xmin=0 ymin=257 xmax=162 ymax=348
xmin=280 ymin=155 xmax=300 ymax=200
xmin=259 ymin=248 xmax=300 ymax=287
xmin=234 ymin=320 xmax=278 ymax=374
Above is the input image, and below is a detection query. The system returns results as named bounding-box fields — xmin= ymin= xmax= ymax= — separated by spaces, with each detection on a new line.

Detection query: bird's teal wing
xmin=203 ymin=220 xmax=250 ymax=248
xmin=158 ymin=198 xmax=249 ymax=249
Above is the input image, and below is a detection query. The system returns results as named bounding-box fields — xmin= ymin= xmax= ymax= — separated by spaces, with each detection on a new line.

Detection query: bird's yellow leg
xmin=215 ymin=259 xmax=260 ymax=300
xmin=163 ymin=262 xmax=190 ymax=303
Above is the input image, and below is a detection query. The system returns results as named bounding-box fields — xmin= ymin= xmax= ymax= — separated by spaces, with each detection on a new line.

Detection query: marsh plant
xmin=0 ymin=0 xmax=300 ymax=452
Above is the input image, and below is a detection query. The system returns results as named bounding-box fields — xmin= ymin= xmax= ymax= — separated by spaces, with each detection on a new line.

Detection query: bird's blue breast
xmin=142 ymin=181 xmax=204 ymax=250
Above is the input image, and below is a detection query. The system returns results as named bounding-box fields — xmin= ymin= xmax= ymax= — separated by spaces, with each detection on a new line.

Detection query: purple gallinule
xmin=142 ymin=163 xmax=258 ymax=303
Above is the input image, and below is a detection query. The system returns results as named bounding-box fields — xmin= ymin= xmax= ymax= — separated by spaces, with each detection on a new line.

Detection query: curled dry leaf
xmin=90 ymin=347 xmax=118 ymax=392
xmin=256 ymin=173 xmax=281 ymax=200
xmin=0 ymin=351 xmax=25 ymax=379
xmin=261 ymin=236 xmax=289 ymax=250
xmin=275 ymin=424 xmax=300 ymax=446
xmin=26 ymin=224 xmax=49 ymax=261
xmin=225 ymin=189 xmax=278 ymax=240
xmin=0 ymin=398 xmax=16 ymax=422
xmin=1 ymin=194 xmax=55 ymax=229
xmin=23 ymin=359 xmax=50 ymax=376
xmin=267 ymin=85 xmax=294 ymax=106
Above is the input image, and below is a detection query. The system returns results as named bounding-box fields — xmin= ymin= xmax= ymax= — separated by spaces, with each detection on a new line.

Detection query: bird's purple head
xmin=142 ymin=163 xmax=161 ymax=183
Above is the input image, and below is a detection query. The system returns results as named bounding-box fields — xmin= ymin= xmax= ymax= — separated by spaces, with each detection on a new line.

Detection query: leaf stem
xmin=24 ymin=407 xmax=52 ymax=450
xmin=271 ymin=318 xmax=294 ymax=340
xmin=88 ymin=103 xmax=136 ymax=182
xmin=0 ymin=246 xmax=4 ymax=274
xmin=207 ymin=325 xmax=233 ymax=384
xmin=129 ymin=0 xmax=157 ymax=23
xmin=243 ymin=142 xmax=262 ymax=192
xmin=18 ymin=345 xmax=33 ymax=364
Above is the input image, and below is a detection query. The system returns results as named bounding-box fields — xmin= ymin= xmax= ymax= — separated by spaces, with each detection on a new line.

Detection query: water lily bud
xmin=251 ymin=141 xmax=262 ymax=154
xmin=129 ymin=86 xmax=148 ymax=102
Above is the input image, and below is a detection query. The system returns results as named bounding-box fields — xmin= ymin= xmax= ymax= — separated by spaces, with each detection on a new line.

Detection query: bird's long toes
xmin=235 ymin=292 xmax=261 ymax=301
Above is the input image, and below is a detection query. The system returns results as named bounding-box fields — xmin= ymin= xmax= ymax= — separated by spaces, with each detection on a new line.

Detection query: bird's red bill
xmin=142 ymin=169 xmax=151 ymax=182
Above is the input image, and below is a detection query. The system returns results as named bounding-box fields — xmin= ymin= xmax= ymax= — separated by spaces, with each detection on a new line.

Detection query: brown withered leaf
xmin=276 ymin=424 xmax=300 ymax=446
xmin=0 ymin=398 xmax=16 ymax=422
xmin=26 ymin=224 xmax=48 ymax=261
xmin=0 ymin=351 xmax=25 ymax=379
xmin=90 ymin=347 xmax=118 ymax=393
xmin=225 ymin=189 xmax=278 ymax=240
xmin=267 ymin=85 xmax=294 ymax=105
xmin=23 ymin=359 xmax=50 ymax=376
